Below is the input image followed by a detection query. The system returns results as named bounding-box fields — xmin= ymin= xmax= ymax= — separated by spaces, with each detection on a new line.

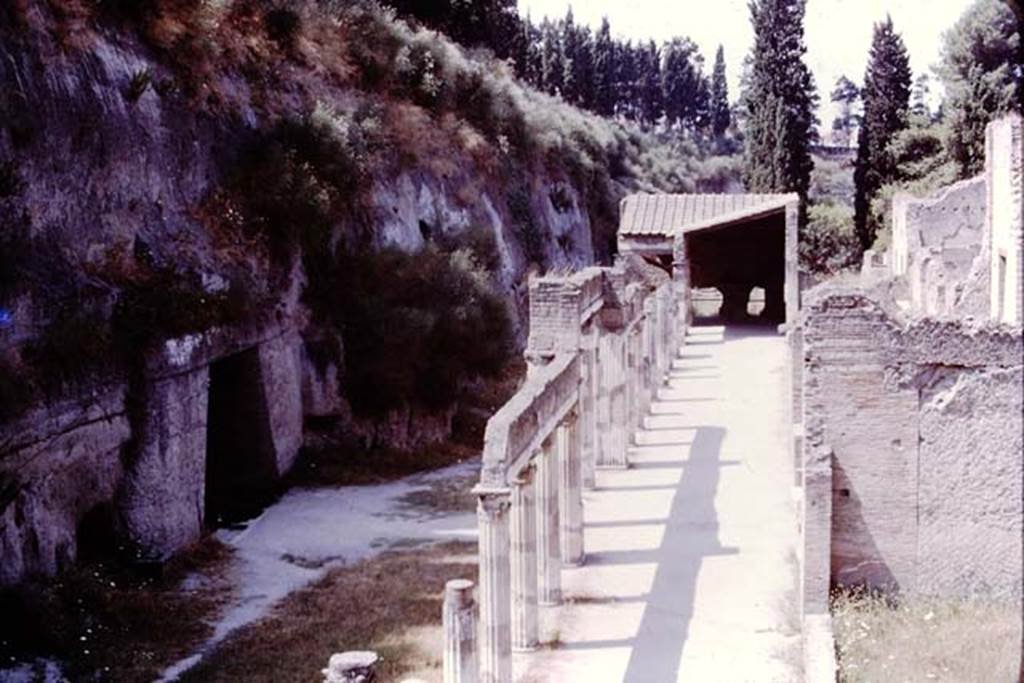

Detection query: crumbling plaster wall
xmin=802 ymin=285 xmax=1023 ymax=602
xmin=890 ymin=177 xmax=987 ymax=318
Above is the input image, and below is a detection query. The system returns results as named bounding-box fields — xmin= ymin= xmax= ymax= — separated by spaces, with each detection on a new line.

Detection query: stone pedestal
xmin=443 ymin=579 xmax=477 ymax=683
xmin=557 ymin=414 xmax=584 ymax=566
xmin=475 ymin=488 xmax=512 ymax=683
xmin=535 ymin=438 xmax=561 ymax=606
xmin=510 ymin=469 xmax=539 ymax=651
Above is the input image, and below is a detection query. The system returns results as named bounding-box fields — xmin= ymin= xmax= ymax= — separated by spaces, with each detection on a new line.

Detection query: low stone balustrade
xmin=446 ymin=258 xmax=679 ymax=683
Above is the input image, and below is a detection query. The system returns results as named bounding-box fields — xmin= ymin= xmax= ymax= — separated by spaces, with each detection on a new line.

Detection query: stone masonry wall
xmin=0 ymin=323 xmax=305 ymax=581
xmin=803 ymin=285 xmax=1023 ymax=602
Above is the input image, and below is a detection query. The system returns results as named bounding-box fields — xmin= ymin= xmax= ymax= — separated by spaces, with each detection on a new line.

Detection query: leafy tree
xmin=937 ymin=0 xmax=1022 ymax=177
xmin=710 ymin=45 xmax=731 ymax=138
xmin=592 ymin=17 xmax=616 ymax=116
xmin=743 ymin=0 xmax=818 ymax=209
xmin=830 ymin=75 xmax=860 ymax=147
xmin=853 ymin=17 xmax=912 ymax=251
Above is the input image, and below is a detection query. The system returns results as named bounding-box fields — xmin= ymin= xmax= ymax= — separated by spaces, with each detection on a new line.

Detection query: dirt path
xmin=159 ymin=459 xmax=479 ymax=681
xmin=517 ymin=323 xmax=801 ymax=682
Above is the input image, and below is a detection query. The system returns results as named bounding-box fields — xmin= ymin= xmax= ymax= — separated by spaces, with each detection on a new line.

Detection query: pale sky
xmin=517 ymin=0 xmax=975 ymax=135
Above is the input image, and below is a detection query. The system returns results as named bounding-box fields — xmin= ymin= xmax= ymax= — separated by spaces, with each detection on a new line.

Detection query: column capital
xmin=474 ymin=486 xmax=512 ymax=515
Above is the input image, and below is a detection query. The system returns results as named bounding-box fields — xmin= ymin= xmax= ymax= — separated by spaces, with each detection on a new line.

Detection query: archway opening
xmin=204 ymin=347 xmax=278 ymax=528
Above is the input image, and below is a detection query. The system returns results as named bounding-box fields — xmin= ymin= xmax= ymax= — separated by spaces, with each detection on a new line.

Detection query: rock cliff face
xmin=0 ymin=3 xmax=614 ymax=583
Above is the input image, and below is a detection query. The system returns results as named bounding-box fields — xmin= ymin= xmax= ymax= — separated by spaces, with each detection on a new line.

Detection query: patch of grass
xmin=181 ymin=541 xmax=479 ymax=683
xmin=286 ymin=438 xmax=478 ymax=489
xmin=832 ymin=588 xmax=1019 ymax=682
xmin=0 ymin=538 xmax=235 ymax=683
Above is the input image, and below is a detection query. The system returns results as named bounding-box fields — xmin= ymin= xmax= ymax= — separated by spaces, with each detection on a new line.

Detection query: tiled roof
xmin=618 ymin=193 xmax=796 ymax=237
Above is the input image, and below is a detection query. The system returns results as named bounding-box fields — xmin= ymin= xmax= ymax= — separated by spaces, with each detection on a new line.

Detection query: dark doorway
xmin=685 ymin=213 xmax=786 ymax=323
xmin=205 ymin=348 xmax=278 ymax=528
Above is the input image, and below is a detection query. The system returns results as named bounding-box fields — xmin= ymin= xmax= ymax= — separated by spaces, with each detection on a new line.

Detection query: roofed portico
xmin=618 ymin=193 xmax=801 ymax=325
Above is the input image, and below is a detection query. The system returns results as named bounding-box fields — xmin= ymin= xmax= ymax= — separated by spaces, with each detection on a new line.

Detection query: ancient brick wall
xmin=802 ymin=285 xmax=1023 ymax=601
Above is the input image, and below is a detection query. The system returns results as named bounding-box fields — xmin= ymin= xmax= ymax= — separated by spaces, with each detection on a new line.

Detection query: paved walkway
xmin=517 ymin=324 xmax=800 ymax=682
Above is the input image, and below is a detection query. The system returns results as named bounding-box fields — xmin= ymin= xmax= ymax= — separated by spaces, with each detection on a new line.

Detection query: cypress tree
xmin=710 ymin=45 xmax=731 ymax=138
xmin=561 ymin=9 xmax=581 ymax=104
xmin=743 ymin=0 xmax=817 ymax=209
xmin=639 ymin=40 xmax=664 ymax=127
xmin=614 ymin=39 xmax=638 ymax=118
xmin=830 ymin=75 xmax=861 ymax=146
xmin=853 ymin=17 xmax=912 ymax=251
xmin=661 ymin=37 xmax=704 ymax=130
xmin=575 ymin=25 xmax=596 ymax=110
xmin=593 ymin=17 xmax=616 ymax=117
xmin=541 ymin=19 xmax=563 ymax=96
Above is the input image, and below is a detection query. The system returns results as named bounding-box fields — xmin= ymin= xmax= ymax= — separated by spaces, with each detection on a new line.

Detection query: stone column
xmin=535 ymin=438 xmax=561 ymax=605
xmin=443 ymin=579 xmax=477 ymax=683
xmin=624 ymin=328 xmax=636 ymax=446
xmin=558 ymin=411 xmax=584 ymax=566
xmin=610 ymin=336 xmax=630 ymax=468
xmin=597 ymin=334 xmax=628 ymax=469
xmin=475 ymin=488 xmax=512 ymax=683
xmin=580 ymin=328 xmax=598 ymax=490
xmin=510 ymin=468 xmax=538 ymax=652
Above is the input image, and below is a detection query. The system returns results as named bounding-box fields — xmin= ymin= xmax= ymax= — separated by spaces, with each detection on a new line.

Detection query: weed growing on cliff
xmin=508 ymin=184 xmax=545 ymax=268
xmin=113 ymin=267 xmax=255 ymax=349
xmin=124 ymin=68 xmax=152 ymax=102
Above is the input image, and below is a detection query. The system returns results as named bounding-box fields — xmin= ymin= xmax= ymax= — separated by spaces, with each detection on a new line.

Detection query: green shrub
xmin=332 ymin=244 xmax=513 ymax=416
xmin=800 ymin=202 xmax=861 ymax=275
xmin=434 ymin=225 xmax=503 ymax=273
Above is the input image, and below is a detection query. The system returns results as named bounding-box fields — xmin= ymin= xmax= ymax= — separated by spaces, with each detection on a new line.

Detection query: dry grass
xmin=181 ymin=541 xmax=479 ymax=683
xmin=832 ymin=588 xmax=1020 ymax=682
xmin=0 ymin=538 xmax=235 ymax=683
